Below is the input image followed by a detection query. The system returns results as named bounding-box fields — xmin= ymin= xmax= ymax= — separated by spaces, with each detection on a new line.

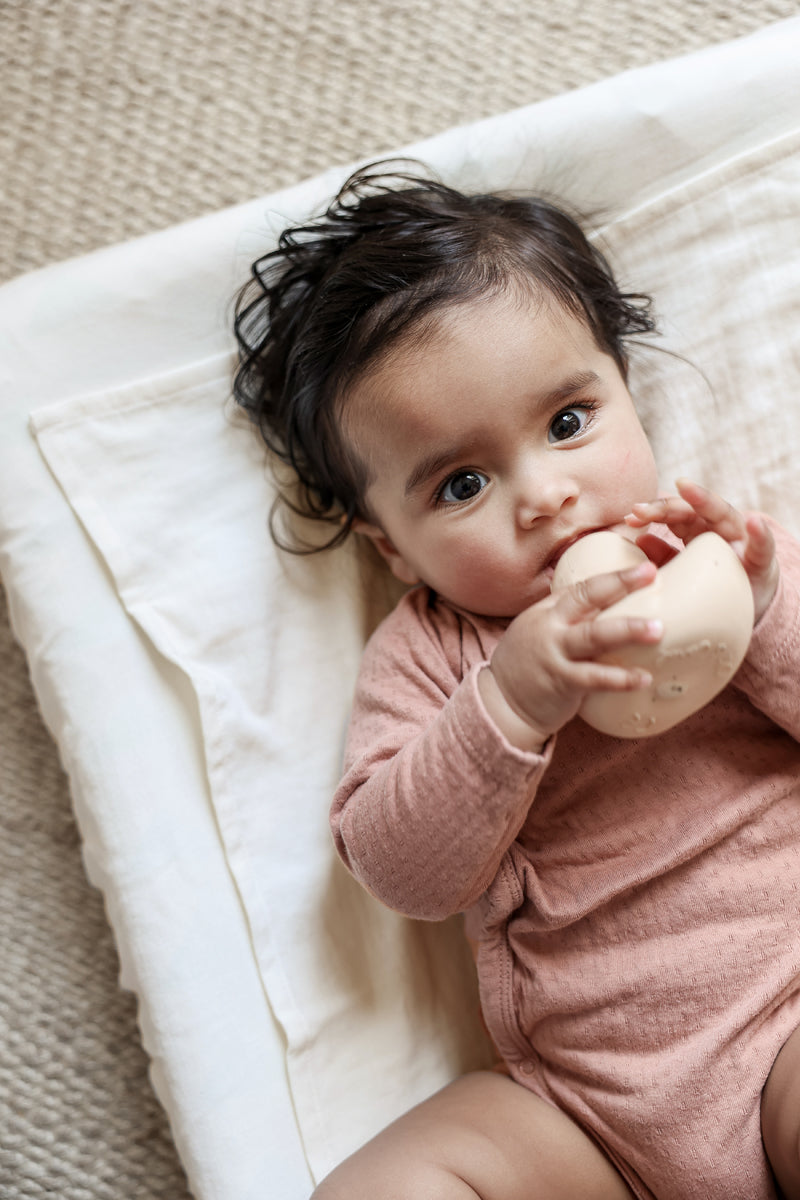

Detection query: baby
xmin=234 ymin=162 xmax=800 ymax=1200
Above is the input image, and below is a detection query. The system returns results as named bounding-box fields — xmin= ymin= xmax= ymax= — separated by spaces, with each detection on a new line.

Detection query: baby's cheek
xmin=445 ymin=544 xmax=525 ymax=608
xmin=440 ymin=552 xmax=488 ymax=598
xmin=611 ymin=448 xmax=657 ymax=504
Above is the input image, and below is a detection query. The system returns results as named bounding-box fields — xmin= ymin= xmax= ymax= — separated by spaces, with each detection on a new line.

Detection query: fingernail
xmin=646 ymin=619 xmax=663 ymax=637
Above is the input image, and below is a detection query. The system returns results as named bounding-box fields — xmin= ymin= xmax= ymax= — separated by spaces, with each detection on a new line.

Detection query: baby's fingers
xmin=742 ymin=513 xmax=780 ymax=619
xmin=674 ymin=478 xmax=747 ymax=542
xmin=742 ymin=512 xmax=776 ymax=572
xmin=569 ymin=659 xmax=654 ymax=696
xmin=626 ymin=479 xmax=748 ymax=546
xmin=557 ymin=559 xmax=656 ymax=621
xmin=625 ymin=493 xmax=705 ymax=541
xmin=565 ymin=613 xmax=663 ymax=669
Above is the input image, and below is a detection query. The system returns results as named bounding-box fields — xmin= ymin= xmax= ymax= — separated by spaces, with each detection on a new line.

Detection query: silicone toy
xmin=551 ymin=530 xmax=755 ymax=737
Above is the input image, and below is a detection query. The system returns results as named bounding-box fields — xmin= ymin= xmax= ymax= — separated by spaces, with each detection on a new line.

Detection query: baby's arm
xmin=333 ymin=565 xmax=664 ymax=919
xmin=332 ymin=601 xmax=549 ymax=919
xmin=736 ymin=518 xmax=800 ymax=739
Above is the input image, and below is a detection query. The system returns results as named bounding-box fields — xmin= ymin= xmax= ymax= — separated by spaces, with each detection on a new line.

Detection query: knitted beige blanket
xmin=1 ymin=2 xmax=795 ymax=1195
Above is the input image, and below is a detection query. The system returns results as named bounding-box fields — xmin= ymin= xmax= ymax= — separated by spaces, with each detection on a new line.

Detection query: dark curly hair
xmin=233 ymin=160 xmax=656 ymax=550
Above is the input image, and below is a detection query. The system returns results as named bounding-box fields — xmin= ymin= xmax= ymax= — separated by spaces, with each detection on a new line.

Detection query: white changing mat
xmin=1 ymin=18 xmax=800 ymax=1199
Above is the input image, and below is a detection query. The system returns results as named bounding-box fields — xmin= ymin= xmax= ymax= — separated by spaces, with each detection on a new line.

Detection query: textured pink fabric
xmin=332 ymin=519 xmax=800 ymax=1200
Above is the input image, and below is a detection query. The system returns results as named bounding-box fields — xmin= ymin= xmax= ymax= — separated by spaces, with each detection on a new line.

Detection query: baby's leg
xmin=312 ymin=1070 xmax=633 ymax=1200
xmin=762 ymin=1023 xmax=800 ymax=1198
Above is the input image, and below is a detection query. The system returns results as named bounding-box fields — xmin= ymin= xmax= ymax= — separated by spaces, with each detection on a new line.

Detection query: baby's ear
xmin=352 ymin=519 xmax=420 ymax=586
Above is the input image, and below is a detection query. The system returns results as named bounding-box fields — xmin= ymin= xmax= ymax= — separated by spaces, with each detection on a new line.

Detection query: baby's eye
xmin=438 ymin=470 xmax=488 ymax=504
xmin=548 ymin=406 xmax=593 ymax=443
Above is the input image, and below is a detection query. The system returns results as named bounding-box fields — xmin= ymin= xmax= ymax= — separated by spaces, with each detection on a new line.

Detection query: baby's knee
xmin=310 ymin=1175 xmax=352 ymax=1200
xmin=762 ymin=1027 xmax=800 ymax=1199
xmin=762 ymin=1095 xmax=800 ymax=1198
xmin=309 ymin=1179 xmax=336 ymax=1200
xmin=310 ymin=1160 xmax=467 ymax=1200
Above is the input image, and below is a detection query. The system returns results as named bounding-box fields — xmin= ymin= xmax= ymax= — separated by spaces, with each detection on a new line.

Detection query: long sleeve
xmin=734 ymin=517 xmax=800 ymax=740
xmin=331 ymin=589 xmax=552 ymax=920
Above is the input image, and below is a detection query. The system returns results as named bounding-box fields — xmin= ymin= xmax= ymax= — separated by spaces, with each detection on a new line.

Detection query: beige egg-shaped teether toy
xmin=551 ymin=530 xmax=755 ymax=737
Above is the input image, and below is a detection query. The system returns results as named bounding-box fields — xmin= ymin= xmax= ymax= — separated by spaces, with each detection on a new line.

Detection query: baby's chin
xmin=442 ymin=577 xmax=552 ymax=620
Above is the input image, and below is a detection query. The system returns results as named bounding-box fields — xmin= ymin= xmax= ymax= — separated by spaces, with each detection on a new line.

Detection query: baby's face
xmin=345 ymin=292 xmax=659 ymax=618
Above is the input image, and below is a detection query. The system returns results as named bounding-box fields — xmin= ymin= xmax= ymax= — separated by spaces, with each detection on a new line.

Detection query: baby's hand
xmin=625 ymin=478 xmax=779 ymax=622
xmin=479 ymin=560 xmax=663 ymax=752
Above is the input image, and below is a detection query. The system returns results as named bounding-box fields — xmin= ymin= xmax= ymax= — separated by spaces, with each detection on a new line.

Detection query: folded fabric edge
xmin=27 ymin=350 xmax=238 ymax=431
xmin=593 ymin=124 xmax=800 ymax=240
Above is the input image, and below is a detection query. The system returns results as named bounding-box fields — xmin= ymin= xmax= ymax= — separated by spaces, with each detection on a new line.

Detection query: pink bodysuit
xmin=331 ymin=519 xmax=800 ymax=1200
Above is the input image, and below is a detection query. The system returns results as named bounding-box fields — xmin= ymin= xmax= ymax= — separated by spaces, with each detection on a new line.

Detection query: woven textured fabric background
xmin=1 ymin=2 xmax=797 ymax=1196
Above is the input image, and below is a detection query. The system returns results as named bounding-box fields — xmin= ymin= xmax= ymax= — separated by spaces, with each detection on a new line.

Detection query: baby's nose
xmin=516 ymin=466 xmax=578 ymax=525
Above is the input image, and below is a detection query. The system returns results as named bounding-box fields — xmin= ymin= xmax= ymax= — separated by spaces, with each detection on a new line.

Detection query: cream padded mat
xmin=2 ymin=8 xmax=800 ymax=1199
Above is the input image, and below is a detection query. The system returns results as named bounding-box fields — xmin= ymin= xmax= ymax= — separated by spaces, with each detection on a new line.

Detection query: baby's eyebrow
xmin=404 ymin=444 xmax=470 ymax=498
xmin=549 ymin=369 xmax=602 ymax=401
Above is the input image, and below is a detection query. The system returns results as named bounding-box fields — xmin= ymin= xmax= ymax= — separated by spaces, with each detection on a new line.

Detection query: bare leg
xmin=763 ymin=1024 xmax=800 ymax=1198
xmin=312 ymin=1070 xmax=634 ymax=1200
